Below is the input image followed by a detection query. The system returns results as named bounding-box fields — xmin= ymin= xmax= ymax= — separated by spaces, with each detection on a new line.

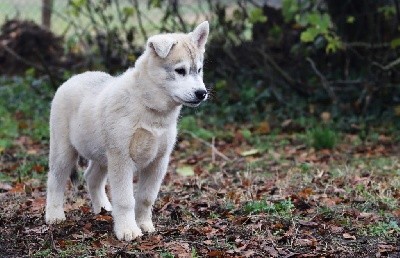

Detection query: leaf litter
xmin=0 ymin=131 xmax=399 ymax=257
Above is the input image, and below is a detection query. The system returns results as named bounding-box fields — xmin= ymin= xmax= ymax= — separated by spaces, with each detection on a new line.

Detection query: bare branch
xmin=343 ymin=42 xmax=390 ymax=49
xmin=1 ymin=43 xmax=45 ymax=72
xmin=182 ymin=130 xmax=232 ymax=162
xmin=306 ymin=57 xmax=338 ymax=103
xmin=372 ymin=57 xmax=400 ymax=71
xmin=131 ymin=0 xmax=148 ymax=39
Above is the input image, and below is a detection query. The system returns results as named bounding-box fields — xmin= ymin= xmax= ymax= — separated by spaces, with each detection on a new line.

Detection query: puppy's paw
xmin=114 ymin=223 xmax=143 ymax=241
xmin=102 ymin=200 xmax=112 ymax=212
xmin=45 ymin=208 xmax=66 ymax=224
xmin=138 ymin=220 xmax=155 ymax=233
xmin=93 ymin=201 xmax=113 ymax=214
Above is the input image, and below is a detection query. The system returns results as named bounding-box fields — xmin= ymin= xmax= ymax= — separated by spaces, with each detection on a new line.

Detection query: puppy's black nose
xmin=195 ymin=90 xmax=207 ymax=100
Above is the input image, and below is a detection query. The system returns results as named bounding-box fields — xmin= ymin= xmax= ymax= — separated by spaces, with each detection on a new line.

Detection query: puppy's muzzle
xmin=195 ymin=90 xmax=207 ymax=101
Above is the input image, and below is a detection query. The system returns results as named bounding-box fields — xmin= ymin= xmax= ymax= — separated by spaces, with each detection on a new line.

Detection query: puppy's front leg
xmin=107 ymin=151 xmax=142 ymax=241
xmin=135 ymin=154 xmax=169 ymax=233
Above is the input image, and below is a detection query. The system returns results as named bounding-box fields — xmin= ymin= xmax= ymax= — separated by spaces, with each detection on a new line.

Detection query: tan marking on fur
xmin=163 ymin=35 xmax=201 ymax=65
xmin=129 ymin=128 xmax=157 ymax=166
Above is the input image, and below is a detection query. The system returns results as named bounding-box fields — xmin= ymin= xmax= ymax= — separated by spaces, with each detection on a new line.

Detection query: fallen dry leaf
xmin=95 ymin=214 xmax=112 ymax=222
xmin=295 ymin=238 xmax=315 ymax=246
xmin=298 ymin=220 xmax=318 ymax=227
xmin=342 ymin=233 xmax=356 ymax=240
xmin=0 ymin=182 xmax=12 ymax=191
xmin=240 ymin=148 xmax=260 ymax=157
xmin=207 ymin=250 xmax=227 ymax=257
xmin=378 ymin=244 xmax=397 ymax=252
xmin=9 ymin=183 xmax=25 ymax=193
xmin=176 ymin=166 xmax=194 ymax=176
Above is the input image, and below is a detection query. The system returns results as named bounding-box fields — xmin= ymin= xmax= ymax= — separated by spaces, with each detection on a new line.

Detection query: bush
xmin=4 ymin=0 xmax=400 ymax=128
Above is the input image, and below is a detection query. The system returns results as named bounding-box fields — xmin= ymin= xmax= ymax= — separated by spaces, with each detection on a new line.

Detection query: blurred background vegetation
xmin=1 ymin=0 xmax=400 ymax=151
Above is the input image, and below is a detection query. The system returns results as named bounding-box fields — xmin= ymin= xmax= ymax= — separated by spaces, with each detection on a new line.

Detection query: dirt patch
xmin=0 ymin=19 xmax=78 ymax=75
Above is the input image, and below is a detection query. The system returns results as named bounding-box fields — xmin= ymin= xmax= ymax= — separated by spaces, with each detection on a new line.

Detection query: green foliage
xmin=282 ymin=0 xmax=299 ymax=22
xmin=306 ymin=127 xmax=338 ymax=150
xmin=0 ymin=106 xmax=18 ymax=149
xmin=0 ymin=74 xmax=53 ymax=150
xmin=390 ymin=38 xmax=400 ymax=49
xmin=244 ymin=199 xmax=294 ymax=217
xmin=66 ymin=0 xmax=142 ymax=71
xmin=248 ymin=8 xmax=268 ymax=24
xmin=179 ymin=116 xmax=214 ymax=140
xmin=160 ymin=252 xmax=175 ymax=258
xmin=299 ymin=12 xmax=342 ymax=53
xmin=282 ymin=0 xmax=342 ymax=53
xmin=15 ymin=153 xmax=48 ymax=181
xmin=367 ymin=220 xmax=400 ymax=237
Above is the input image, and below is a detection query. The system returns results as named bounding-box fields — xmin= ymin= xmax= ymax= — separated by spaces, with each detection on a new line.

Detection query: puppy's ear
xmin=190 ymin=21 xmax=209 ymax=49
xmin=147 ymin=35 xmax=177 ymax=58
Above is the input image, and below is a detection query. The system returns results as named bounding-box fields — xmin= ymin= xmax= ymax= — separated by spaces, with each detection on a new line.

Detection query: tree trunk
xmin=42 ymin=0 xmax=53 ymax=29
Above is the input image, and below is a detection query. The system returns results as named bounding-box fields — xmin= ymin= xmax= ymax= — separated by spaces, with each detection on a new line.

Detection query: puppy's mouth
xmin=173 ymin=96 xmax=204 ymax=107
xmin=184 ymin=100 xmax=202 ymax=107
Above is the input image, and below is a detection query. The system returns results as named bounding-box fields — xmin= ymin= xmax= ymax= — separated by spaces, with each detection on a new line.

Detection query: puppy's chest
xmin=129 ymin=125 xmax=171 ymax=165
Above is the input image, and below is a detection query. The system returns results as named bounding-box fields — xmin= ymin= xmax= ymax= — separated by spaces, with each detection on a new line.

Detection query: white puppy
xmin=45 ymin=21 xmax=209 ymax=241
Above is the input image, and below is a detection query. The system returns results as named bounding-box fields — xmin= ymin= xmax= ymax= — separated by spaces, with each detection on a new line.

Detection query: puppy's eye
xmin=175 ymin=68 xmax=186 ymax=76
xmin=197 ymin=68 xmax=202 ymax=73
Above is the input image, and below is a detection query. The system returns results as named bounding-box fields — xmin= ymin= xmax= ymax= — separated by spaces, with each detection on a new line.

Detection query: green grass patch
xmin=306 ymin=126 xmax=338 ymax=150
xmin=179 ymin=116 xmax=215 ymax=140
xmin=244 ymin=199 xmax=294 ymax=217
xmin=366 ymin=220 xmax=400 ymax=237
xmin=0 ymin=74 xmax=53 ymax=150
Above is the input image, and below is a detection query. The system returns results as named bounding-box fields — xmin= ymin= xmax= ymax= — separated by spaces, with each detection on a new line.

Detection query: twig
xmin=211 ymin=137 xmax=216 ymax=163
xmin=131 ymin=0 xmax=148 ymax=39
xmin=343 ymin=41 xmax=390 ymax=49
xmin=1 ymin=43 xmax=45 ymax=72
xmin=115 ymin=0 xmax=130 ymax=35
xmin=394 ymin=0 xmax=400 ymax=26
xmin=372 ymin=56 xmax=400 ymax=71
xmin=171 ymin=0 xmax=188 ymax=32
xmin=256 ymin=48 xmax=296 ymax=86
xmin=33 ymin=49 xmax=58 ymax=89
xmin=306 ymin=57 xmax=337 ymax=103
xmin=330 ymin=79 xmax=363 ymax=85
xmin=49 ymin=6 xmax=90 ymax=48
xmin=182 ymin=130 xmax=232 ymax=162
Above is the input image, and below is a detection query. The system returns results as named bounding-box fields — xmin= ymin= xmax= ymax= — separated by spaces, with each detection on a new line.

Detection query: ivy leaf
xmin=300 ymin=28 xmax=318 ymax=43
xmin=346 ymin=16 xmax=355 ymax=24
xmin=319 ymin=13 xmax=331 ymax=31
xmin=390 ymin=38 xmax=400 ymax=49
xmin=325 ymin=35 xmax=342 ymax=53
xmin=176 ymin=166 xmax=194 ymax=177
xmin=249 ymin=8 xmax=268 ymax=24
xmin=122 ymin=7 xmax=135 ymax=17
xmin=282 ymin=0 xmax=299 ymax=22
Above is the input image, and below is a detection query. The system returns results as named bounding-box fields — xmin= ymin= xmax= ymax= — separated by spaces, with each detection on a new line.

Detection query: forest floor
xmin=0 ymin=130 xmax=399 ymax=258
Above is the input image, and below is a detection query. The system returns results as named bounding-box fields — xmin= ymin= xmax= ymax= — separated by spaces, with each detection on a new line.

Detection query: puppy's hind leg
xmin=84 ymin=161 xmax=112 ymax=213
xmin=46 ymin=143 xmax=78 ymax=224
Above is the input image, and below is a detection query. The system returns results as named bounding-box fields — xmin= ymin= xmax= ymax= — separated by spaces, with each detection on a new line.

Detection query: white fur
xmin=45 ymin=21 xmax=209 ymax=241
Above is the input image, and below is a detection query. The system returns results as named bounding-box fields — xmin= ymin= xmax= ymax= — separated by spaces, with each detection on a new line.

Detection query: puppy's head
xmin=143 ymin=21 xmax=209 ymax=108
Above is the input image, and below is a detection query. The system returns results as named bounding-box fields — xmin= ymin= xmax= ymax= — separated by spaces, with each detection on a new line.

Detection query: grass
xmin=306 ymin=126 xmax=338 ymax=150
xmin=367 ymin=220 xmax=400 ymax=237
xmin=244 ymin=199 xmax=294 ymax=217
xmin=0 ymin=73 xmax=53 ymax=150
